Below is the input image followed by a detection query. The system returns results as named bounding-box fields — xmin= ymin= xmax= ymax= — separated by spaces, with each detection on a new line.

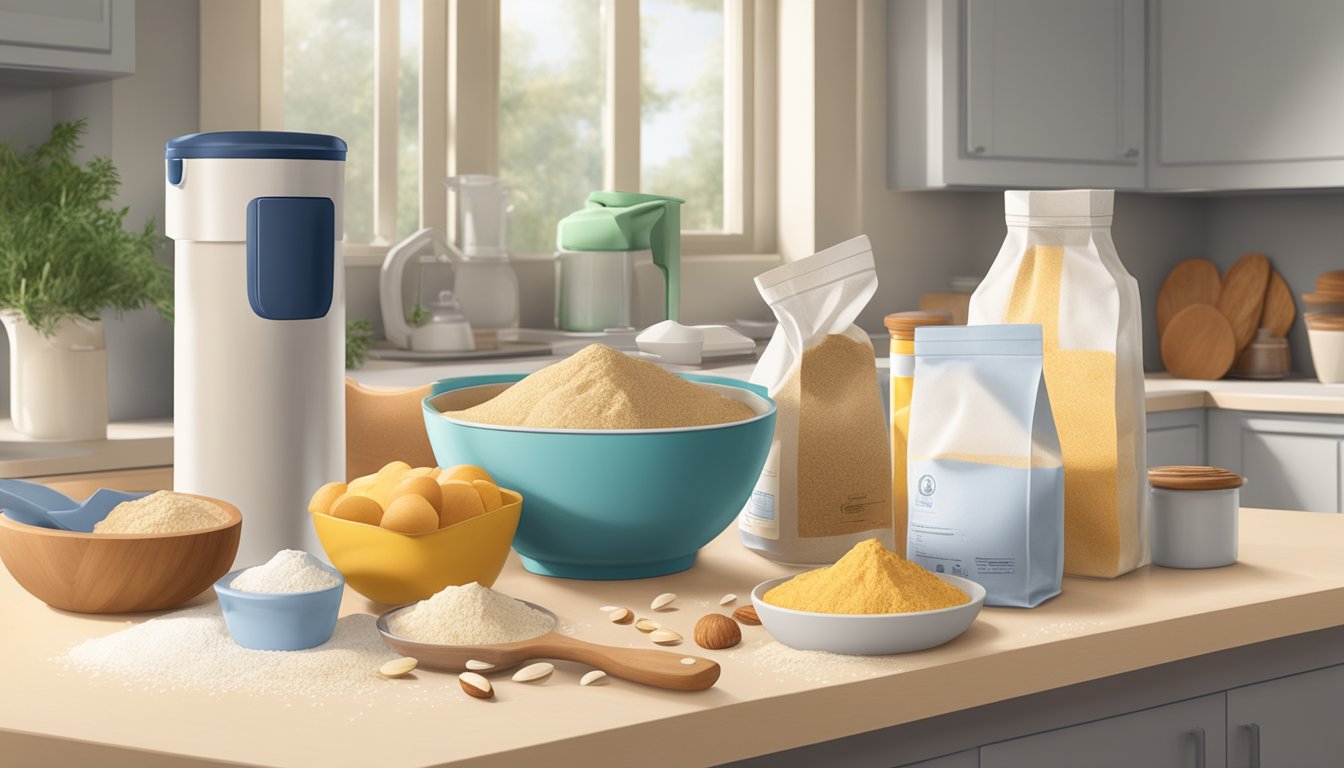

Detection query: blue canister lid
xmin=164 ymin=131 xmax=347 ymax=161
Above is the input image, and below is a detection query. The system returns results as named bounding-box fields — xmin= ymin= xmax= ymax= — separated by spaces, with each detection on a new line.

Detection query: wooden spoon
xmin=1216 ymin=253 xmax=1270 ymax=354
xmin=1161 ymin=304 xmax=1237 ymax=380
xmin=1260 ymin=269 xmax=1296 ymax=338
xmin=376 ymin=603 xmax=721 ymax=691
xmin=1156 ymin=259 xmax=1221 ymax=337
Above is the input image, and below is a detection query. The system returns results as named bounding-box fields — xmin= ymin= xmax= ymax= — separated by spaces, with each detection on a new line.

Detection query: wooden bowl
xmin=0 ymin=493 xmax=241 ymax=614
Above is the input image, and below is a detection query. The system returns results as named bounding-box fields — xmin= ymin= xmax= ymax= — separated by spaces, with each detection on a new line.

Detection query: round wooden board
xmin=1216 ymin=253 xmax=1270 ymax=354
xmin=1260 ymin=269 xmax=1296 ymax=337
xmin=1156 ymin=259 xmax=1221 ymax=337
xmin=1161 ymin=303 xmax=1237 ymax=380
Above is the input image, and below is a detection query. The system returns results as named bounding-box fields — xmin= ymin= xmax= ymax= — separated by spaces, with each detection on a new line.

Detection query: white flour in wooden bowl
xmin=388 ymin=582 xmax=552 ymax=645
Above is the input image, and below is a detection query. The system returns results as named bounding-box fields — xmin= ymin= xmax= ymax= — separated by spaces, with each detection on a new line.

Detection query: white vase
xmin=1 ymin=311 xmax=108 ymax=441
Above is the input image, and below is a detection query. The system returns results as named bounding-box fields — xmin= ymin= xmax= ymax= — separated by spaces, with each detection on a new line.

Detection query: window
xmin=264 ymin=0 xmax=768 ymax=262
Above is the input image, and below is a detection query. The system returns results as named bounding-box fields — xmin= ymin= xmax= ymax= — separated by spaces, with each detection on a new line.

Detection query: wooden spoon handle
xmin=528 ymin=633 xmax=720 ymax=691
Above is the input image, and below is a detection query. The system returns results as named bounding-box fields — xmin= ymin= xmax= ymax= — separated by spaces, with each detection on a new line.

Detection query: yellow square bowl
xmin=310 ymin=488 xmax=521 ymax=605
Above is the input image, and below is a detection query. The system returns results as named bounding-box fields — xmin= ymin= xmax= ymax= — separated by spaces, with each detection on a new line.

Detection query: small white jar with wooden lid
xmin=1148 ymin=466 xmax=1244 ymax=569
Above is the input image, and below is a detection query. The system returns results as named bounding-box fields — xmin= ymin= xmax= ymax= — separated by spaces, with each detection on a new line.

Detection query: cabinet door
xmin=1207 ymin=411 xmax=1344 ymax=513
xmin=951 ymin=0 xmax=1144 ymax=188
xmin=900 ymin=751 xmax=978 ymax=768
xmin=1227 ymin=665 xmax=1344 ymax=768
xmin=0 ymin=0 xmax=133 ymax=84
xmin=1147 ymin=408 xmax=1207 ymax=468
xmin=1150 ymin=0 xmax=1344 ymax=190
xmin=981 ymin=694 xmax=1225 ymax=768
xmin=0 ymin=0 xmax=114 ymax=52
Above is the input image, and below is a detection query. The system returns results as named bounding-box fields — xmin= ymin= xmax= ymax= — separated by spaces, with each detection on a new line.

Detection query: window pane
xmin=397 ymin=0 xmax=422 ymax=239
xmin=499 ymin=0 xmax=606 ymax=255
xmin=283 ymin=0 xmax=376 ymax=244
xmin=641 ymin=0 xmax=725 ymax=232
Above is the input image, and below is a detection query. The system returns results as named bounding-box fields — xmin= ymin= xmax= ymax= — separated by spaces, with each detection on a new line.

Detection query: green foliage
xmin=0 ymin=120 xmax=172 ymax=335
xmin=408 ymin=302 xmax=429 ymax=327
xmin=346 ymin=318 xmax=374 ymax=369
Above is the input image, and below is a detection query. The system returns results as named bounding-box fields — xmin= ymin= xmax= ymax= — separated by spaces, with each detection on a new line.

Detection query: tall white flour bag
xmin=739 ymin=235 xmax=893 ymax=565
xmin=969 ymin=190 xmax=1148 ymax=578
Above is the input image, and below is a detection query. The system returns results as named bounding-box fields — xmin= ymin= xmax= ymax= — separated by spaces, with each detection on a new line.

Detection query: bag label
xmin=739 ymin=440 xmax=781 ymax=540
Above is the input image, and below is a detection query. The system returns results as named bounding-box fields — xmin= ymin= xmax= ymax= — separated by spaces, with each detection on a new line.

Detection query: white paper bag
xmin=969 ymin=189 xmax=1148 ymax=578
xmin=738 ymin=235 xmax=893 ymax=565
xmin=906 ymin=323 xmax=1064 ymax=608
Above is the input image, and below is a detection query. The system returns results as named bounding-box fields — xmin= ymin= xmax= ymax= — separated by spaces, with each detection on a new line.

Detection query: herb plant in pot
xmin=0 ymin=121 xmax=172 ymax=440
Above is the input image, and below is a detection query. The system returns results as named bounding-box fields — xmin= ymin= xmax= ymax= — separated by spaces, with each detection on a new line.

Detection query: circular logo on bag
xmin=918 ymin=474 xmax=936 ymax=496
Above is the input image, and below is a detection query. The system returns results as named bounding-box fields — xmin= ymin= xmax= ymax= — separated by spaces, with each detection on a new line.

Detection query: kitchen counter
xmin=3 ymin=508 xmax=1344 ymax=767
xmin=0 ymin=419 xmax=172 ymax=478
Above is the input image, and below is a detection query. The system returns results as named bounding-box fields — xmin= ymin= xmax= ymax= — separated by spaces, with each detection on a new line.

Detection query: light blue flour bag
xmin=905 ymin=324 xmax=1063 ymax=608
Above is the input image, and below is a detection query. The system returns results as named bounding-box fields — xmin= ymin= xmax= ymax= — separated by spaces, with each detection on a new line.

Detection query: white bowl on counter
xmin=750 ymin=574 xmax=985 ymax=655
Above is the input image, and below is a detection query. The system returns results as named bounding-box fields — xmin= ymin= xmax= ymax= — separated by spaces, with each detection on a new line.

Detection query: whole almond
xmin=465 ymin=659 xmax=496 ymax=671
xmin=580 ymin=670 xmax=608 ymax=686
xmin=608 ymin=607 xmax=634 ymax=625
xmin=459 ymin=671 xmax=494 ymax=699
xmin=732 ymin=605 xmax=761 ymax=625
xmin=378 ymin=657 xmax=418 ymax=678
xmin=512 ymin=662 xmax=555 ymax=683
xmin=651 ymin=592 xmax=677 ymax=611
xmin=649 ymin=628 xmax=682 ymax=645
xmin=634 ymin=618 xmax=661 ymax=633
xmin=694 ymin=613 xmax=742 ymax=650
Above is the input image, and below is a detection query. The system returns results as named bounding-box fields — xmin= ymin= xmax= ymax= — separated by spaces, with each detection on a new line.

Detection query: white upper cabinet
xmin=0 ymin=0 xmax=134 ymax=85
xmin=889 ymin=0 xmax=1145 ymax=190
xmin=1148 ymin=0 xmax=1344 ymax=191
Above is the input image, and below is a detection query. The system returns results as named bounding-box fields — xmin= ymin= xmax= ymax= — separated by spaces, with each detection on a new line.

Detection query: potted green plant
xmin=0 ymin=120 xmax=172 ymax=440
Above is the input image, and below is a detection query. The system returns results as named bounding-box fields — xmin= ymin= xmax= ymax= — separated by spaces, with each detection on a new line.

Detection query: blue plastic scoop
xmin=0 ymin=479 xmax=149 ymax=532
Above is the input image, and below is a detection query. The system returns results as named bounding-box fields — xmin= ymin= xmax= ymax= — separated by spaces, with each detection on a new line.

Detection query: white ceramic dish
xmin=751 ymin=574 xmax=986 ymax=655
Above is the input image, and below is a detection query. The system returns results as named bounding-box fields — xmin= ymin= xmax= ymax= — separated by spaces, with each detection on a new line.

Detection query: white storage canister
xmin=165 ymin=131 xmax=346 ymax=567
xmin=1148 ymin=466 xmax=1244 ymax=569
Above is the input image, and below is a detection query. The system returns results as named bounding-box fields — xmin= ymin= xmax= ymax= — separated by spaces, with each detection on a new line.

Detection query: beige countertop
xmin=1145 ymin=374 xmax=1344 ymax=415
xmin=3 ymin=508 xmax=1344 ymax=767
xmin=0 ymin=419 xmax=172 ymax=479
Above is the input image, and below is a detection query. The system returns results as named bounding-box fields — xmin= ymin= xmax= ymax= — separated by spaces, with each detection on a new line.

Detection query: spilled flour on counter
xmin=729 ymin=638 xmax=912 ymax=686
xmin=65 ymin=605 xmax=399 ymax=702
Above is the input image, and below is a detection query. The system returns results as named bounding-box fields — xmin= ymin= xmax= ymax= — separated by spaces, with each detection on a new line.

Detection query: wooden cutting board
xmin=1161 ymin=303 xmax=1237 ymax=380
xmin=1156 ymin=259 xmax=1221 ymax=337
xmin=1216 ymin=253 xmax=1270 ymax=353
xmin=1261 ymin=269 xmax=1296 ymax=337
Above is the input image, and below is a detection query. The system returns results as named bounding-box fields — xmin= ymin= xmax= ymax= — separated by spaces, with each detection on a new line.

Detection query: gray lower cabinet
xmin=1147 ymin=408 xmax=1207 ymax=467
xmin=1207 ymin=410 xmax=1344 ymax=513
xmin=899 ymin=751 xmax=978 ymax=768
xmin=979 ymin=694 xmax=1225 ymax=768
xmin=1226 ymin=665 xmax=1344 ymax=768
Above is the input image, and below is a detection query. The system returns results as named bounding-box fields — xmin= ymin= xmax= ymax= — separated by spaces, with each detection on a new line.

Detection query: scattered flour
xmin=94 ymin=491 xmax=229 ymax=534
xmin=229 ymin=550 xmax=341 ymax=594
xmin=65 ymin=604 xmax=398 ymax=701
xmin=388 ymin=582 xmax=553 ymax=645
xmin=729 ymin=638 xmax=911 ymax=685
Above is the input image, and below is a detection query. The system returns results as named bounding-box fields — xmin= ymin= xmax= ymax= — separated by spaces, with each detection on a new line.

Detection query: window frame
xmin=215 ymin=0 xmax=776 ymax=265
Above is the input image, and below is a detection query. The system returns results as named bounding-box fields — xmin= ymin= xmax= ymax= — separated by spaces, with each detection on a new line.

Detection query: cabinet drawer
xmin=981 ymin=694 xmax=1225 ymax=768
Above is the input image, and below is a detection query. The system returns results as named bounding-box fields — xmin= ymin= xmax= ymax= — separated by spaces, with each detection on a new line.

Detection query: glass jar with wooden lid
xmin=883 ymin=310 xmax=951 ymax=556
xmin=1148 ymin=466 xmax=1244 ymax=569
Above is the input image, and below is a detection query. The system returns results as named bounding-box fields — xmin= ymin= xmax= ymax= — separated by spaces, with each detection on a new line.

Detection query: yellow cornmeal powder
xmin=447 ymin=344 xmax=756 ymax=430
xmin=763 ymin=539 xmax=970 ymax=615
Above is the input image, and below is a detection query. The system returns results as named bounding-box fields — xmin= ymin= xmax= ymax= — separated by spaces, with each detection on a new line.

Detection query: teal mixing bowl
xmin=422 ymin=373 xmax=775 ymax=580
